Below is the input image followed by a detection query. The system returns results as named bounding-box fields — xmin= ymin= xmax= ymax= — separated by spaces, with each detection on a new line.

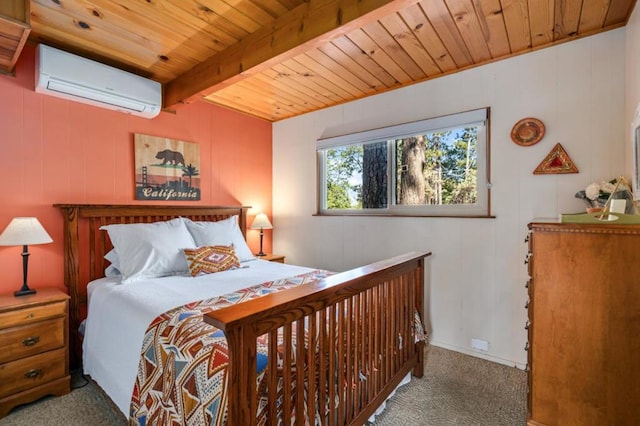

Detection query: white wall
xmin=626 ymin=4 xmax=640 ymax=181
xmin=273 ymin=29 xmax=626 ymax=367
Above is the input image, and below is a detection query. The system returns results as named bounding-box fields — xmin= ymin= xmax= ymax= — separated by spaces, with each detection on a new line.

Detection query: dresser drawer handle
xmin=524 ymin=321 xmax=530 ymax=330
xmin=24 ymin=369 xmax=43 ymax=379
xmin=524 ymin=342 xmax=530 ymax=351
xmin=22 ymin=336 xmax=40 ymax=346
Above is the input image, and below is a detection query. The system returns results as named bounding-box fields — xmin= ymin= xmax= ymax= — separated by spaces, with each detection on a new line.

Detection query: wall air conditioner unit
xmin=35 ymin=44 xmax=162 ymax=119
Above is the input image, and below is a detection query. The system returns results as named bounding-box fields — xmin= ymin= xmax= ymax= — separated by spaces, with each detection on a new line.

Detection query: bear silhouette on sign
xmin=155 ymin=149 xmax=185 ymax=166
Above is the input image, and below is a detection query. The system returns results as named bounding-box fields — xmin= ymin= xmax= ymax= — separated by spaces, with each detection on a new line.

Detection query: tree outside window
xmin=317 ymin=108 xmax=490 ymax=217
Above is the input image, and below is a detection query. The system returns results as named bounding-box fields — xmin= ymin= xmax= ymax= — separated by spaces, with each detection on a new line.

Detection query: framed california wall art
xmin=134 ymin=133 xmax=201 ymax=201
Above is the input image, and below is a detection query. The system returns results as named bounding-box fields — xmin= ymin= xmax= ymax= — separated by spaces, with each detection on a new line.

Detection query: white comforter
xmin=82 ymin=259 xmax=314 ymax=416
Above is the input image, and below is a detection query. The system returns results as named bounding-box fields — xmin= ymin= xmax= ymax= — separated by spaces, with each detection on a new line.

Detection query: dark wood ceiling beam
xmin=163 ymin=0 xmax=421 ymax=108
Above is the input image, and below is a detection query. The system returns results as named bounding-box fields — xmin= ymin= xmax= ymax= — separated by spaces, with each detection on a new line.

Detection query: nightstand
xmin=259 ymin=254 xmax=285 ymax=263
xmin=0 ymin=288 xmax=71 ymax=418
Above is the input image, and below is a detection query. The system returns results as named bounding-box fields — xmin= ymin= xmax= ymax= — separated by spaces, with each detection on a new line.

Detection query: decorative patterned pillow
xmin=183 ymin=245 xmax=240 ymax=276
xmin=183 ymin=216 xmax=254 ymax=262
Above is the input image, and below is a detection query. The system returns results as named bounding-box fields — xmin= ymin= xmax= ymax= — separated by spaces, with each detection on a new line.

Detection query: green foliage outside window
xmin=324 ymin=126 xmax=478 ymax=209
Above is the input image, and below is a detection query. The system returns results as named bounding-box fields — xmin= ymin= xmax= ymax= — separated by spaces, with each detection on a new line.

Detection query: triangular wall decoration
xmin=533 ymin=143 xmax=579 ymax=175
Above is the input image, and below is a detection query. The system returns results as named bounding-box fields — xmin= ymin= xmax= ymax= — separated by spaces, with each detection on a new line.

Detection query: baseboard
xmin=429 ymin=340 xmax=527 ymax=370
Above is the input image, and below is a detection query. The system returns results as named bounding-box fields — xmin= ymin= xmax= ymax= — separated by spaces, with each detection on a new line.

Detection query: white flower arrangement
xmin=584 ymin=180 xmax=617 ymax=201
xmin=575 ymin=177 xmax=632 ymax=210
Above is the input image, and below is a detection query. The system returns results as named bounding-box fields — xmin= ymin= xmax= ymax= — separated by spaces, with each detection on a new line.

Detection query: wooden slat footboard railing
xmin=204 ymin=251 xmax=431 ymax=426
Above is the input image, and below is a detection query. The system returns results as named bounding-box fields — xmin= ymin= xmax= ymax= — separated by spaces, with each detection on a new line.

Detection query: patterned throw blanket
xmin=129 ymin=270 xmax=331 ymax=426
xmin=129 ymin=270 xmax=428 ymax=425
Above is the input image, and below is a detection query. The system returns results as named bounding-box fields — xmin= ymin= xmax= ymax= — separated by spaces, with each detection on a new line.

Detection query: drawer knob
xmin=22 ymin=336 xmax=40 ymax=346
xmin=524 ymin=342 xmax=529 ymax=351
xmin=524 ymin=321 xmax=530 ymax=330
xmin=27 ymin=313 xmax=34 ymax=319
xmin=24 ymin=368 xmax=43 ymax=379
xmin=525 ymin=299 xmax=530 ymax=309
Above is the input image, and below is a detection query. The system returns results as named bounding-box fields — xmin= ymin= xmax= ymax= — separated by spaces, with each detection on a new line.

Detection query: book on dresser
xmin=0 ymin=288 xmax=71 ymax=418
xmin=526 ymin=221 xmax=640 ymax=426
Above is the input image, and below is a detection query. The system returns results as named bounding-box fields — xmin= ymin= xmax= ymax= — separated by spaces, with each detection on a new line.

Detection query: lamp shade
xmin=0 ymin=217 xmax=53 ymax=246
xmin=250 ymin=213 xmax=273 ymax=230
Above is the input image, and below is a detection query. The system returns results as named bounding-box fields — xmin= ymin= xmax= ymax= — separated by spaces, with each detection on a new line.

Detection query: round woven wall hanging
xmin=511 ymin=117 xmax=545 ymax=146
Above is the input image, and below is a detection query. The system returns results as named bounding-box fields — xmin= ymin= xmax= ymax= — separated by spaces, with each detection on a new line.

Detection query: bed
xmin=54 ymin=204 xmax=431 ymax=425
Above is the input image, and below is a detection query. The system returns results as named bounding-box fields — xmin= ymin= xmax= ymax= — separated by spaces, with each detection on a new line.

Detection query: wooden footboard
xmin=205 ymin=251 xmax=430 ymax=426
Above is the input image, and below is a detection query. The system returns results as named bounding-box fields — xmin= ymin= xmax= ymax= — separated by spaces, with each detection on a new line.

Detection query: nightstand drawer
xmin=0 ymin=318 xmax=65 ymax=364
xmin=0 ymin=301 xmax=66 ymax=329
xmin=0 ymin=348 xmax=67 ymax=398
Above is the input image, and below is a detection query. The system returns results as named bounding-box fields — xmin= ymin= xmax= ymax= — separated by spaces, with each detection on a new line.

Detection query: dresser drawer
xmin=0 ymin=318 xmax=65 ymax=364
xmin=0 ymin=348 xmax=67 ymax=398
xmin=0 ymin=301 xmax=66 ymax=329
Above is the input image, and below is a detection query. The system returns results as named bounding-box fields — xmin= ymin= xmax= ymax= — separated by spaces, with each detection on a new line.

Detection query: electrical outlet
xmin=471 ymin=338 xmax=489 ymax=351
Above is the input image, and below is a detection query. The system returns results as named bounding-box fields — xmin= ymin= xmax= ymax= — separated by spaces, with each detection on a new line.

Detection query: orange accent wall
xmin=0 ymin=45 xmax=273 ymax=295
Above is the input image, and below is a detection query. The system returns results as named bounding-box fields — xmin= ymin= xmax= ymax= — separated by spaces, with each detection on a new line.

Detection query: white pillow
xmin=104 ymin=249 xmax=120 ymax=267
xmin=104 ymin=264 xmax=121 ymax=278
xmin=103 ymin=250 xmax=121 ymax=277
xmin=100 ymin=218 xmax=196 ymax=284
xmin=183 ymin=216 xmax=254 ymax=262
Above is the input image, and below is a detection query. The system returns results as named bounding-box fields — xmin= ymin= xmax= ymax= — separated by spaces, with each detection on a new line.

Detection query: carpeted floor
xmin=0 ymin=345 xmax=527 ymax=425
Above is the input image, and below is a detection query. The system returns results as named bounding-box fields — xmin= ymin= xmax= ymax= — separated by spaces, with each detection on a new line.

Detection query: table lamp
xmin=250 ymin=213 xmax=273 ymax=257
xmin=0 ymin=217 xmax=53 ymax=297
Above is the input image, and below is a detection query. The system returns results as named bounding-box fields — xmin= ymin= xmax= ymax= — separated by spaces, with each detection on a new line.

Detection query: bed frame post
xmin=225 ymin=325 xmax=258 ymax=426
xmin=57 ymin=205 xmax=82 ymax=367
xmin=413 ymin=257 xmax=425 ymax=378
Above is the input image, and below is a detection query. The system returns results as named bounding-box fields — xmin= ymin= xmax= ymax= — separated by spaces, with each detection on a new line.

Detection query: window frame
xmin=316 ymin=108 xmax=491 ymax=217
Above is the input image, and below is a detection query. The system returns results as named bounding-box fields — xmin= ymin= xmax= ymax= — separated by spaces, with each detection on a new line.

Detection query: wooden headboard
xmin=54 ymin=204 xmax=249 ymax=364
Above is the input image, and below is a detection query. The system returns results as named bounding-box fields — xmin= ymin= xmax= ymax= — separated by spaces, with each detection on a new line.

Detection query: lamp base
xmin=15 ymin=288 xmax=36 ymax=297
xmin=256 ymin=252 xmax=266 ymax=257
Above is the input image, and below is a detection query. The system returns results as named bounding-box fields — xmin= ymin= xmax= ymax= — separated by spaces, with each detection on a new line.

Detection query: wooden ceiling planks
xmin=528 ymin=0 xmax=555 ymax=47
xmin=553 ymin=0 xmax=583 ymax=38
xmin=500 ymin=0 xmax=532 ymax=52
xmin=579 ymin=0 xmax=613 ymax=32
xmin=473 ymin=0 xmax=512 ymax=58
xmin=377 ymin=13 xmax=442 ymax=77
xmin=421 ymin=0 xmax=474 ymax=68
xmin=12 ymin=0 xmax=634 ymax=120
xmin=445 ymin=0 xmax=493 ymax=63
xmin=398 ymin=4 xmax=459 ymax=73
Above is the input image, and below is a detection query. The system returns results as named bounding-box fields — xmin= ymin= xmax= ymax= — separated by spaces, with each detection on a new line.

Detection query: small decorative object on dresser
xmin=0 ymin=288 xmax=70 ymax=418
xmin=260 ymin=253 xmax=285 ymax=263
xmin=574 ymin=176 xmax=638 ymax=215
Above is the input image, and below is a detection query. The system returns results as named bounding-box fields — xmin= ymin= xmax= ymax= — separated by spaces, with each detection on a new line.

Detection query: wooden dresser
xmin=0 ymin=288 xmax=71 ymax=418
xmin=526 ymin=221 xmax=640 ymax=425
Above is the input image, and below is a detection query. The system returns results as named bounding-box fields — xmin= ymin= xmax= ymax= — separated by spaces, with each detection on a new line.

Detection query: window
xmin=317 ymin=108 xmax=490 ymax=216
